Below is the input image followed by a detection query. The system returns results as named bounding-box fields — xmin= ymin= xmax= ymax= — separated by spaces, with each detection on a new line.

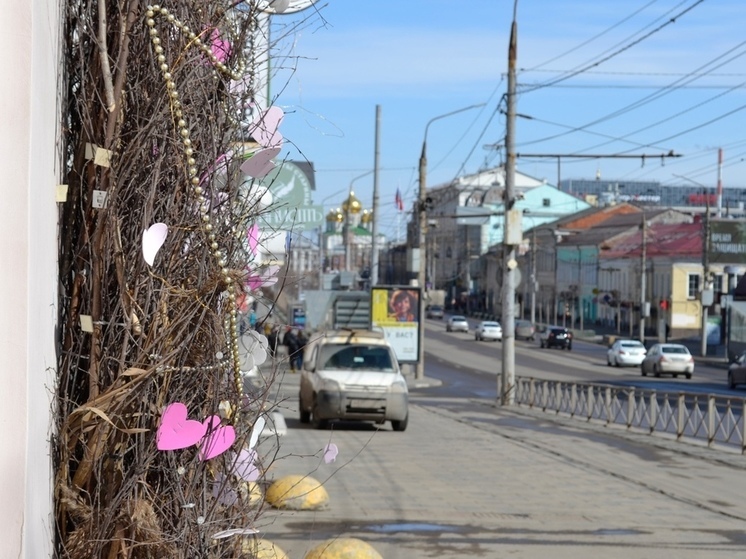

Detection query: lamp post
xmin=416 ymin=103 xmax=485 ymax=380
xmin=674 ymin=173 xmax=712 ymax=356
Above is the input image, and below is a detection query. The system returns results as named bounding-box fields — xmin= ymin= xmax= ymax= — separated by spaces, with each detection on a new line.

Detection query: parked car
xmin=727 ymin=350 xmax=746 ymax=389
xmin=640 ymin=343 xmax=694 ymax=379
xmin=425 ymin=304 xmax=445 ymax=319
xmin=607 ymin=339 xmax=647 ymax=367
xmin=299 ymin=329 xmax=409 ymax=431
xmin=515 ymin=319 xmax=536 ymax=341
xmin=446 ymin=315 xmax=469 ymax=333
xmin=475 ymin=320 xmax=502 ymax=341
xmin=539 ymin=326 xmax=572 ymax=350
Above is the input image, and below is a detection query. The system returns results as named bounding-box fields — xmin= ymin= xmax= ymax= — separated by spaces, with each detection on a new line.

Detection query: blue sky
xmin=268 ymin=0 xmax=746 ymax=239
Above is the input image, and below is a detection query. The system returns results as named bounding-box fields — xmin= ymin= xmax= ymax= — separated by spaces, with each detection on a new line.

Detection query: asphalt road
xmin=248 ymin=320 xmax=746 ymax=559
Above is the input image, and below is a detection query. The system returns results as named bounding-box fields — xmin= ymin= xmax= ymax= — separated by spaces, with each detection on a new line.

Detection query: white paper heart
xmin=142 ymin=223 xmax=168 ymax=266
xmin=248 ymin=416 xmax=266 ymax=450
xmin=240 ymin=147 xmax=279 ymax=178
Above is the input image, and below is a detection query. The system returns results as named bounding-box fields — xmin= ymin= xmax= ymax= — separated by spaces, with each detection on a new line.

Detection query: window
xmin=687 ymin=273 xmax=700 ymax=299
xmin=542 ymin=198 xmax=551 ymax=207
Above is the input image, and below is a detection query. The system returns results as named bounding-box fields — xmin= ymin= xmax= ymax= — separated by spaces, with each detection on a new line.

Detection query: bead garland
xmin=146 ymin=5 xmax=246 ymax=411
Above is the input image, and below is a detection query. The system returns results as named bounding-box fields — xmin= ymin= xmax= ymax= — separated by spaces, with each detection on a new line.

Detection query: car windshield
xmin=662 ymin=346 xmax=689 ymax=354
xmin=483 ymin=322 xmax=500 ymax=328
xmin=319 ymin=345 xmax=395 ymax=371
xmin=452 ymin=316 xmax=466 ymax=321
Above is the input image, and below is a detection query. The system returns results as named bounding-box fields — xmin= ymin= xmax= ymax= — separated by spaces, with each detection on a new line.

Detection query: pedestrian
xmin=248 ymin=307 xmax=257 ymax=331
xmin=283 ymin=327 xmax=300 ymax=373
xmin=294 ymin=329 xmax=307 ymax=371
xmin=267 ymin=325 xmax=279 ymax=357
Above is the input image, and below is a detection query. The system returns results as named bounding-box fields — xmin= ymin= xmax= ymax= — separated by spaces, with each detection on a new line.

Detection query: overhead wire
xmin=521 ymin=0 xmax=704 ymax=94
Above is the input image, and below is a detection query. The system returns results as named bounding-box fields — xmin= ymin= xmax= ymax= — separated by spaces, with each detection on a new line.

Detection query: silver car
xmin=640 ymin=343 xmax=694 ymax=379
xmin=475 ymin=321 xmax=502 ymax=341
xmin=446 ymin=315 xmax=469 ymax=333
xmin=607 ymin=340 xmax=646 ymax=367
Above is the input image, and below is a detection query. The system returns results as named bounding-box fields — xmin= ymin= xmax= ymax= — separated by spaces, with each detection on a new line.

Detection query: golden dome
xmin=361 ymin=209 xmax=373 ymax=223
xmin=326 ymin=208 xmax=344 ymax=223
xmin=341 ymin=191 xmax=363 ymax=214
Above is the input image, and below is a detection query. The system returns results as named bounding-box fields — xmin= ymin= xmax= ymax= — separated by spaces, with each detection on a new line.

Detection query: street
xmin=249 ymin=321 xmax=746 ymax=558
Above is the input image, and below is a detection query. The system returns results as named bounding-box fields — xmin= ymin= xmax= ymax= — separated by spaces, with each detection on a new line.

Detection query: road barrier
xmin=502 ymin=376 xmax=746 ymax=454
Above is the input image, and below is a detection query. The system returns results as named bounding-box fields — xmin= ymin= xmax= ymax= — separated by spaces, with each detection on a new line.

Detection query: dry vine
xmin=54 ymin=1 xmax=311 ymax=557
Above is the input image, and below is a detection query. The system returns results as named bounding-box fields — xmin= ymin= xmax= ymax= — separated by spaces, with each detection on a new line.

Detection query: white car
xmin=446 ymin=315 xmax=469 ymax=333
xmin=299 ymin=329 xmax=409 ymax=431
xmin=640 ymin=343 xmax=694 ymax=379
xmin=607 ymin=340 xmax=647 ymax=367
xmin=475 ymin=321 xmax=502 ymax=341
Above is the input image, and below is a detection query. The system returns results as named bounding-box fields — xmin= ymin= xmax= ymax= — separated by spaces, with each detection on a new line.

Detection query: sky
xmin=267 ymin=0 xmax=746 ymax=240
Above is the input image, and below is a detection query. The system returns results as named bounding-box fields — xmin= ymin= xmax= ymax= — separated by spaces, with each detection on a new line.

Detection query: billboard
xmin=370 ymin=286 xmax=421 ymax=363
xmin=710 ymin=220 xmax=746 ymax=265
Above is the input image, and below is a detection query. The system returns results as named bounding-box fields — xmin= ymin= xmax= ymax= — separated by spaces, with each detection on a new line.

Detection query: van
xmin=299 ymin=329 xmax=409 ymax=431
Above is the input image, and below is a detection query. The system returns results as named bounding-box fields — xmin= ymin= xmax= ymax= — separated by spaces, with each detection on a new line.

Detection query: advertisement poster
xmin=371 ymin=286 xmax=421 ymax=363
xmin=291 ymin=305 xmax=306 ymax=329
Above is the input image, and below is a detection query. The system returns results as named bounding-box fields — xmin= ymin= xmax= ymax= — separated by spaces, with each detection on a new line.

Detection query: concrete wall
xmin=0 ymin=0 xmax=60 ymax=555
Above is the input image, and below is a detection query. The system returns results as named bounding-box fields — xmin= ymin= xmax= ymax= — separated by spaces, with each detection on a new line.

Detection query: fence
xmin=503 ymin=376 xmax=746 ymax=454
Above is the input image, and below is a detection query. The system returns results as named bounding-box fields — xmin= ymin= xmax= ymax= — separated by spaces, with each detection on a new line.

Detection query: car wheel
xmin=299 ymin=393 xmax=311 ymax=424
xmin=475 ymin=334 xmax=480 ymax=341
xmin=391 ymin=413 xmax=409 ymax=432
xmin=614 ymin=358 xmax=620 ymax=367
xmin=641 ymin=365 xmax=647 ymax=377
xmin=686 ymin=372 xmax=692 ymax=380
xmin=566 ymin=344 xmax=572 ymax=351
xmin=540 ymin=340 xmax=545 ymax=348
xmin=653 ymin=365 xmax=661 ymax=378
xmin=311 ymin=399 xmax=328 ymax=430
xmin=728 ymin=371 xmax=736 ymax=389
xmin=607 ymin=357 xmax=612 ymax=367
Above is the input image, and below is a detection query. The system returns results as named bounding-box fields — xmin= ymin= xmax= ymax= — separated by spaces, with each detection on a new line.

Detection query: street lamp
xmin=673 ymin=173 xmax=712 ymax=356
xmin=416 ymin=103 xmax=485 ymax=380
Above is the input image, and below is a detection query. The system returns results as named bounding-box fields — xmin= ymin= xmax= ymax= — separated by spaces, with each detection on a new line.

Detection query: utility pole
xmin=639 ymin=214 xmax=647 ymax=344
xmin=577 ymin=246 xmax=584 ymax=332
xmin=371 ymin=105 xmax=381 ymax=287
xmin=530 ymin=228 xmax=537 ymax=324
xmin=701 ymin=194 xmax=711 ymax=356
xmin=500 ymin=6 xmax=518 ymax=406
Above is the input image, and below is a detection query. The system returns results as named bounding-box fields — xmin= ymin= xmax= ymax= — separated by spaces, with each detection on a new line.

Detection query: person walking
xmin=283 ymin=327 xmax=300 ymax=373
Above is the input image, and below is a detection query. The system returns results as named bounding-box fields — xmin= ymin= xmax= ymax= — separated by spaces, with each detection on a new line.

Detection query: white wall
xmin=0 ymin=0 xmax=60 ymax=556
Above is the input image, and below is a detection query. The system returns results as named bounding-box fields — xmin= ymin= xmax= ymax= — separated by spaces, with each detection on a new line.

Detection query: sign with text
xmin=710 ymin=220 xmax=746 ymax=265
xmin=370 ymin=286 xmax=421 ymax=363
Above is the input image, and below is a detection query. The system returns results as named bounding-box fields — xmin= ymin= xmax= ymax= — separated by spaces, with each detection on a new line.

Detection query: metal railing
xmin=503 ymin=376 xmax=746 ymax=454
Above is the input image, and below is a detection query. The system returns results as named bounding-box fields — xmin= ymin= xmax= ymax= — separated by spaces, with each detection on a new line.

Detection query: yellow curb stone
xmin=304 ymin=538 xmax=383 ymax=559
xmin=239 ymin=481 xmax=263 ymax=505
xmin=241 ymin=537 xmax=289 ymax=559
xmin=265 ymin=474 xmax=329 ymax=510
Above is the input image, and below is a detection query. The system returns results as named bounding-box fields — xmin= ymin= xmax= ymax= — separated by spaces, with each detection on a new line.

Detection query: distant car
xmin=727 ymin=351 xmax=746 ymax=389
xmin=475 ymin=321 xmax=502 ymax=341
xmin=426 ymin=304 xmax=445 ymax=319
xmin=515 ymin=319 xmax=536 ymax=341
xmin=607 ymin=339 xmax=647 ymax=367
xmin=640 ymin=343 xmax=694 ymax=379
xmin=539 ymin=326 xmax=572 ymax=350
xmin=446 ymin=315 xmax=469 ymax=333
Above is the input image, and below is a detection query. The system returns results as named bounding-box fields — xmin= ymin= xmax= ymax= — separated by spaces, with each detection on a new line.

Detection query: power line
xmin=522 ymin=0 xmax=705 ymax=94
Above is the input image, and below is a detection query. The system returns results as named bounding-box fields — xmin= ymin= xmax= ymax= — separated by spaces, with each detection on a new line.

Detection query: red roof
xmin=601 ymin=222 xmax=702 ymax=259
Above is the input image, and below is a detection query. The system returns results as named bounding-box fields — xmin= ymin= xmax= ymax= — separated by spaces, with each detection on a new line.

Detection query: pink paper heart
xmin=323 ymin=443 xmax=339 ymax=464
xmin=245 ymin=264 xmax=280 ymax=292
xmin=199 ymin=415 xmax=236 ymax=461
xmin=249 ymin=106 xmax=284 ymax=148
xmin=240 ymin=147 xmax=279 ymax=178
xmin=209 ymin=29 xmax=231 ymax=64
xmin=142 ymin=223 xmax=168 ymax=266
xmin=247 ymin=224 xmax=260 ymax=256
xmin=232 ymin=448 xmax=261 ymax=481
xmin=157 ymin=402 xmax=207 ymax=451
